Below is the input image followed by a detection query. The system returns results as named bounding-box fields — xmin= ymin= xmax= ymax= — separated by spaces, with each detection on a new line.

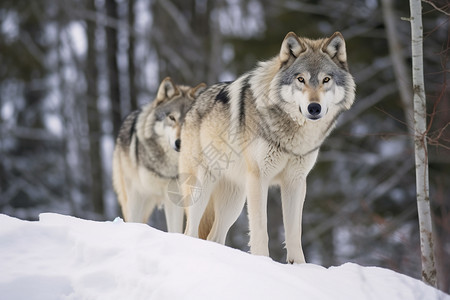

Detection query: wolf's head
xmin=153 ymin=77 xmax=206 ymax=152
xmin=276 ymin=32 xmax=355 ymax=121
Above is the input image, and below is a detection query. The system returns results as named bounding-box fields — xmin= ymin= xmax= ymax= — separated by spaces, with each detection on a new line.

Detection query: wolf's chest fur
xmin=256 ymin=107 xmax=335 ymax=157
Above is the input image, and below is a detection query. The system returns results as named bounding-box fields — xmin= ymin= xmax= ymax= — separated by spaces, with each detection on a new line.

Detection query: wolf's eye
xmin=323 ymin=77 xmax=331 ymax=83
xmin=297 ymin=76 xmax=305 ymax=83
xmin=168 ymin=115 xmax=175 ymax=122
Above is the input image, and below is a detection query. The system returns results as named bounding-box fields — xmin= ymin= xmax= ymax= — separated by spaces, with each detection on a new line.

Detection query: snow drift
xmin=0 ymin=213 xmax=448 ymax=300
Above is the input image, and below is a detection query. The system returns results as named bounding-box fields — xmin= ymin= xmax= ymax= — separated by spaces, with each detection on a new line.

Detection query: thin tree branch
xmin=422 ymin=0 xmax=450 ymax=16
xmin=304 ymin=157 xmax=413 ymax=245
xmin=336 ymin=83 xmax=398 ymax=130
xmin=154 ymin=0 xmax=201 ymax=46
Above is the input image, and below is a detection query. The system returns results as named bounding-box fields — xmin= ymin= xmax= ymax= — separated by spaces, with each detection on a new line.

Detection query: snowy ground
xmin=0 ymin=213 xmax=448 ymax=300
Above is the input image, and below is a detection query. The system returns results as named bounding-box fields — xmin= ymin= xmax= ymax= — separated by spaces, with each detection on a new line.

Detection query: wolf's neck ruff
xmin=134 ymin=103 xmax=179 ymax=179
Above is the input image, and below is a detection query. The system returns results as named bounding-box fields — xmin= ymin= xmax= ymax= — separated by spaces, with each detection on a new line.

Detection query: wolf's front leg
xmin=280 ymin=177 xmax=307 ymax=264
xmin=126 ymin=188 xmax=156 ymax=224
xmin=163 ymin=197 xmax=184 ymax=233
xmin=246 ymin=172 xmax=270 ymax=257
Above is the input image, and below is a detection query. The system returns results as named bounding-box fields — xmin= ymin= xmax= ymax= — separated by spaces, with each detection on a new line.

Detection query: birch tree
xmin=408 ymin=0 xmax=436 ymax=287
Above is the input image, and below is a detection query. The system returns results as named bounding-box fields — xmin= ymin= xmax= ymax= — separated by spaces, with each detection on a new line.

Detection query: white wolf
xmin=179 ymin=32 xmax=355 ymax=263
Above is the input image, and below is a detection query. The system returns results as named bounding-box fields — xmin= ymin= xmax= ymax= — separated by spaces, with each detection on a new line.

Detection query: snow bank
xmin=0 ymin=213 xmax=447 ymax=300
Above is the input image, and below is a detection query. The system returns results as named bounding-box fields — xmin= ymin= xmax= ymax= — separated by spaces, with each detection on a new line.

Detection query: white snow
xmin=0 ymin=213 xmax=448 ymax=300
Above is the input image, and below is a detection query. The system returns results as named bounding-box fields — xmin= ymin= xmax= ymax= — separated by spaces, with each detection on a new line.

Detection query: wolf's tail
xmin=198 ymin=196 xmax=215 ymax=239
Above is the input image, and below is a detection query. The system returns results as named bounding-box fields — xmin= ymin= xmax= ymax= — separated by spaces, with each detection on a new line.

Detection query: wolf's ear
xmin=280 ymin=32 xmax=306 ymax=65
xmin=155 ymin=77 xmax=179 ymax=105
xmin=322 ymin=32 xmax=348 ymax=70
xmin=189 ymin=83 xmax=207 ymax=99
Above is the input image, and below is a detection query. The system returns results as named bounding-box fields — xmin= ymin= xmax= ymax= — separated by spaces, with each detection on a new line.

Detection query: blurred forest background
xmin=0 ymin=0 xmax=449 ymax=292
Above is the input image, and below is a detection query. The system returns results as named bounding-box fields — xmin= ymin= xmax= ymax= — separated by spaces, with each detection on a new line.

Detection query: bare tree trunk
xmin=206 ymin=0 xmax=223 ymax=83
xmin=106 ymin=0 xmax=121 ymax=138
xmin=56 ymin=3 xmax=76 ymax=216
xmin=408 ymin=0 xmax=437 ymax=287
xmin=128 ymin=0 xmax=138 ymax=111
xmin=381 ymin=0 xmax=414 ymax=135
xmin=86 ymin=0 xmax=105 ymax=216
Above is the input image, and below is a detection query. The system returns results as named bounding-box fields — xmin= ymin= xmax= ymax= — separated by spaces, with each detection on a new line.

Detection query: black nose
xmin=175 ymin=139 xmax=181 ymax=151
xmin=307 ymin=103 xmax=321 ymax=116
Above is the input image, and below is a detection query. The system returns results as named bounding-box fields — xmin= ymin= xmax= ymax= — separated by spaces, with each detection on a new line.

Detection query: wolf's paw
xmin=288 ymin=259 xmax=306 ymax=264
xmin=287 ymin=252 xmax=306 ymax=264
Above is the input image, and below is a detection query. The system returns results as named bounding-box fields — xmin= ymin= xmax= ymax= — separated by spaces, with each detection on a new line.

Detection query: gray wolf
xmin=180 ymin=32 xmax=355 ymax=262
xmin=113 ymin=77 xmax=206 ymax=232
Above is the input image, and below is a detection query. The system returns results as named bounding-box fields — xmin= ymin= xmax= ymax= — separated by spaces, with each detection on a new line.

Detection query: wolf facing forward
xmin=180 ymin=32 xmax=355 ymax=263
xmin=113 ymin=77 xmax=206 ymax=232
